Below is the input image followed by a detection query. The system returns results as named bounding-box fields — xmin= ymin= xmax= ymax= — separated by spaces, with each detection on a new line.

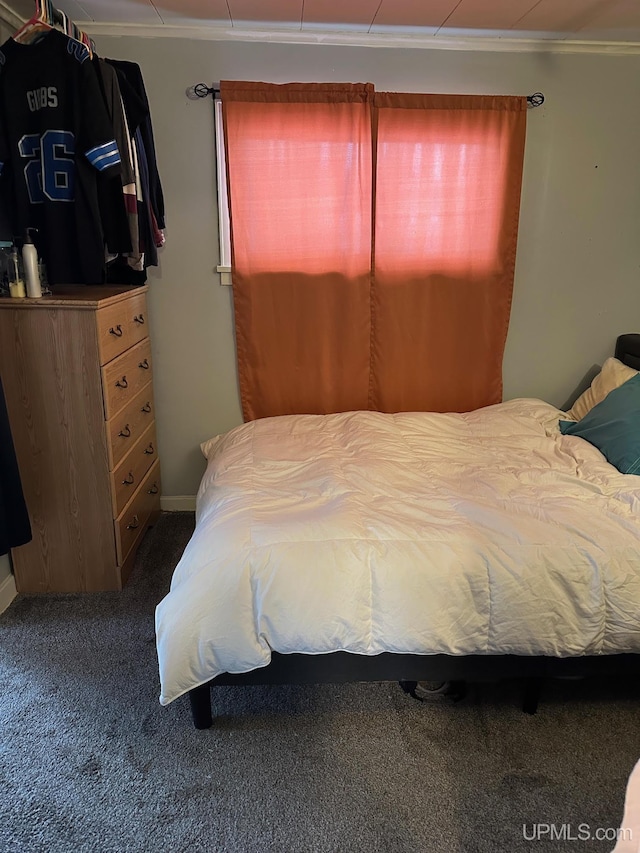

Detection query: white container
xmin=9 ymin=279 xmax=26 ymax=298
xmin=22 ymin=229 xmax=42 ymax=298
xmin=9 ymin=248 xmax=25 ymax=298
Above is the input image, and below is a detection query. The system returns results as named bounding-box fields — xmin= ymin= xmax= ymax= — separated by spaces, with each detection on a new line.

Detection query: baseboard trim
xmin=0 ymin=570 xmax=17 ymax=614
xmin=160 ymin=495 xmax=197 ymax=512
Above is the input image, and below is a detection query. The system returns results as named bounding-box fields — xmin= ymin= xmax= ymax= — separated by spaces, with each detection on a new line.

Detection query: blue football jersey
xmin=0 ymin=29 xmax=121 ymax=284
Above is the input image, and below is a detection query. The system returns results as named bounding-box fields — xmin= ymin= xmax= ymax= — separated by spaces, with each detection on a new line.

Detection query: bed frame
xmin=187 ymin=333 xmax=640 ymax=729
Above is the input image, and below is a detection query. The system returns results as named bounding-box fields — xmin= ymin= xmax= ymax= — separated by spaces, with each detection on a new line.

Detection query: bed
xmin=156 ymin=334 xmax=640 ymax=728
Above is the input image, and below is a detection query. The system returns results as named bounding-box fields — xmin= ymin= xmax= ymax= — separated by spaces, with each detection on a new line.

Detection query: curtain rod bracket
xmin=186 ymin=83 xmax=220 ymax=100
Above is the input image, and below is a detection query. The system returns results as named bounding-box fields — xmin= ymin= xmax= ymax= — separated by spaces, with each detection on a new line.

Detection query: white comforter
xmin=155 ymin=399 xmax=640 ymax=705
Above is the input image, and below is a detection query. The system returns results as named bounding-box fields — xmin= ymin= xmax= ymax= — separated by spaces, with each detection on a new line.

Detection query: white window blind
xmin=214 ymin=98 xmax=232 ymax=285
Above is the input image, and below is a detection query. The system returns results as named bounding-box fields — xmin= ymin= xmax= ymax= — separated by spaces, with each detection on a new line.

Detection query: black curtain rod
xmin=187 ymin=83 xmax=545 ymax=108
xmin=188 ymin=83 xmax=220 ymax=99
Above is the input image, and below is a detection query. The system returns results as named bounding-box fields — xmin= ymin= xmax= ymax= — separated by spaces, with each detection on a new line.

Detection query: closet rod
xmin=187 ymin=83 xmax=545 ymax=108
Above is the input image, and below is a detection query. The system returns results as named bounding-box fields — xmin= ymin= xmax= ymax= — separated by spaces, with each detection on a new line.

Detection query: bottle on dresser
xmin=22 ymin=228 xmax=42 ymax=298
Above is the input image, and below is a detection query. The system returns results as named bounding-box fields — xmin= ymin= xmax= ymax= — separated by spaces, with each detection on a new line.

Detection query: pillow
xmin=559 ymin=373 xmax=640 ymax=474
xmin=565 ymin=357 xmax=638 ymax=421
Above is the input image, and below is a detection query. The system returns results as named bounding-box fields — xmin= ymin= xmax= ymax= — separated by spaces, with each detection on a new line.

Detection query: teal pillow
xmin=559 ymin=373 xmax=640 ymax=474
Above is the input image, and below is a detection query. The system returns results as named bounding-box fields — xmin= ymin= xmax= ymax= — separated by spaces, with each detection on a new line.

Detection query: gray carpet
xmin=1 ymin=511 xmax=639 ymax=853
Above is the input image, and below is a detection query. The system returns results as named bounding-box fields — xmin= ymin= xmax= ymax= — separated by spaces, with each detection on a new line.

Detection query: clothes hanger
xmin=14 ymin=1 xmax=93 ymax=57
xmin=54 ymin=4 xmax=93 ymax=57
xmin=12 ymin=1 xmax=52 ymax=44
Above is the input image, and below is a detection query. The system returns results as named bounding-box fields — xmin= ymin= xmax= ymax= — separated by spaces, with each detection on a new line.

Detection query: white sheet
xmin=155 ymin=399 xmax=640 ymax=705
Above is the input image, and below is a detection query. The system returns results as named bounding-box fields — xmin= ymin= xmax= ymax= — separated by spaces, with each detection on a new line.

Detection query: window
xmin=214 ymin=98 xmax=231 ymax=285
xmin=218 ymin=82 xmax=526 ymax=419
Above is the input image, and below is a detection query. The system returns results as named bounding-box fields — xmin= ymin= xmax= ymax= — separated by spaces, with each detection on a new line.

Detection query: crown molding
xmin=83 ymin=21 xmax=640 ymax=54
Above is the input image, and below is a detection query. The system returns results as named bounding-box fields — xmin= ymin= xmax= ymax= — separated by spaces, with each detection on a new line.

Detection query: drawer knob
xmin=144 ymin=443 xmax=155 ymax=455
xmin=133 ymin=314 xmax=145 ymax=325
xmin=109 ymin=324 xmax=123 ymax=337
xmin=126 ymin=514 xmax=140 ymax=530
xmin=139 ymin=358 xmax=150 ymax=370
xmin=122 ymin=472 xmax=135 ymax=485
xmin=147 ymin=483 xmax=159 ymax=495
xmin=119 ymin=424 xmax=131 ymax=438
xmin=141 ymin=402 xmax=152 ymax=413
xmin=115 ymin=376 xmax=128 ymax=389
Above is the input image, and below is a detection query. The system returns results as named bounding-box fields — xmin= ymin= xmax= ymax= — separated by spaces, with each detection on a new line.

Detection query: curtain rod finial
xmin=527 ymin=92 xmax=545 ymax=108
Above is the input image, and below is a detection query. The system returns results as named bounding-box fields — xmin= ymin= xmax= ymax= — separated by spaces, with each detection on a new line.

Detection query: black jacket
xmin=0 ymin=376 xmax=31 ymax=556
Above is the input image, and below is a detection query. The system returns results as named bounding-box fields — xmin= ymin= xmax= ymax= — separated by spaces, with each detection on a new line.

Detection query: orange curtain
xmin=221 ymin=82 xmax=374 ymax=420
xmin=221 ymin=82 xmax=527 ymax=420
xmin=372 ymin=93 xmax=527 ymax=412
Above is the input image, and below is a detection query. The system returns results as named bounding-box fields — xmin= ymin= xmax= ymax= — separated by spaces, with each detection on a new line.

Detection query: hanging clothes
xmin=0 ymin=17 xmax=165 ymax=287
xmin=0 ymin=30 xmax=122 ymax=284
xmin=0 ymin=376 xmax=31 ymax=556
xmin=106 ymin=59 xmax=165 ymax=231
xmin=93 ymin=57 xmax=134 ymax=256
xmin=104 ymin=59 xmax=165 ymax=285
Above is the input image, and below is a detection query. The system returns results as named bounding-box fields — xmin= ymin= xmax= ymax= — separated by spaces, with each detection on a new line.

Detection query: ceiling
xmin=4 ymin=0 xmax=640 ymax=47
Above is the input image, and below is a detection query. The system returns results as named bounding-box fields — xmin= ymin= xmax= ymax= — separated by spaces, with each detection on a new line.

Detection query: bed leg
xmin=522 ymin=677 xmax=543 ymax=715
xmin=189 ymin=685 xmax=212 ymax=729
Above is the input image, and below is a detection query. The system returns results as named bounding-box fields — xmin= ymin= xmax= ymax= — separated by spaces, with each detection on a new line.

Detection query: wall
xmin=43 ymin=36 xmax=640 ymax=497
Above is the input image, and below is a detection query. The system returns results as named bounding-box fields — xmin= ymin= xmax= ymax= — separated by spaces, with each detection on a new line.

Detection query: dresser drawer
xmin=106 ymin=381 xmax=155 ymax=470
xmin=97 ymin=291 xmax=148 ymax=365
xmin=111 ymin=421 xmax=158 ymax=517
xmin=102 ymin=337 xmax=152 ymax=420
xmin=115 ymin=460 xmax=161 ymax=565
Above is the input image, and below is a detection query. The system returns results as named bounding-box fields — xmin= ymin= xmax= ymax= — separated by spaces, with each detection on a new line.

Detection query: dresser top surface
xmin=0 ymin=284 xmax=148 ymax=310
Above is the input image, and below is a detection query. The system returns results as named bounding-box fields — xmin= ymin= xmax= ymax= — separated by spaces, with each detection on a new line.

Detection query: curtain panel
xmin=221 ymin=82 xmax=527 ymax=421
xmin=372 ymin=92 xmax=527 ymax=412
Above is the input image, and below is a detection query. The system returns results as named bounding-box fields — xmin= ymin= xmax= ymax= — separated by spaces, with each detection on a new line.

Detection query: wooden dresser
xmin=0 ymin=285 xmax=161 ymax=593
